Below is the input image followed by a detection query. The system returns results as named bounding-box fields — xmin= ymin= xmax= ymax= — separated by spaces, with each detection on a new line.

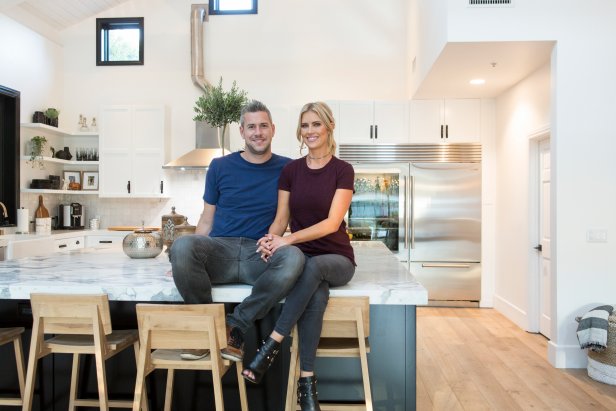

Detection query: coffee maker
xmin=59 ymin=203 xmax=85 ymax=229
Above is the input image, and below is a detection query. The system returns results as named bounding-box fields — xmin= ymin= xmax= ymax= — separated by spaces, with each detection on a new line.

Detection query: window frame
xmin=96 ymin=17 xmax=144 ymax=66
xmin=208 ymin=0 xmax=258 ymax=15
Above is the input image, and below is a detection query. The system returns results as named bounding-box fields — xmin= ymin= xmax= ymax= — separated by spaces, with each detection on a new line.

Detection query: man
xmin=170 ymin=100 xmax=304 ymax=362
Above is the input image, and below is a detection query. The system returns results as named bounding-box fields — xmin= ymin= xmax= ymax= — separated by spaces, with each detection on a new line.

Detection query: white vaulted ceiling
xmin=0 ymin=0 xmax=131 ymax=43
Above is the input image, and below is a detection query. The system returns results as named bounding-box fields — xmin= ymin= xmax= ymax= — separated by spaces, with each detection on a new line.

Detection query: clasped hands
xmin=256 ymin=233 xmax=288 ymax=262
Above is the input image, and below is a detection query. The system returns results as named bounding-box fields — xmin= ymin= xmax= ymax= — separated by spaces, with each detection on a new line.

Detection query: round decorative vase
xmin=123 ymin=226 xmax=163 ymax=258
xmin=161 ymin=206 xmax=186 ymax=247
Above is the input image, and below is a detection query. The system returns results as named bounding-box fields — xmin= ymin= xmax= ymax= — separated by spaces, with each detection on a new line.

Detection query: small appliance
xmin=59 ymin=203 xmax=85 ymax=229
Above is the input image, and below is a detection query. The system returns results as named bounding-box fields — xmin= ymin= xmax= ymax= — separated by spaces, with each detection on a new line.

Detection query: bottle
xmin=35 ymin=195 xmax=49 ymax=218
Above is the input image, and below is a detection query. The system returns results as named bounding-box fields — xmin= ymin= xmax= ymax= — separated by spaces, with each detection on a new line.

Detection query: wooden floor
xmin=416 ymin=307 xmax=616 ymax=410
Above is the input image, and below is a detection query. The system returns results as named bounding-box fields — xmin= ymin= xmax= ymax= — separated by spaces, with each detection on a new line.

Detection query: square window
xmin=96 ymin=17 xmax=144 ymax=66
xmin=209 ymin=0 xmax=258 ymax=15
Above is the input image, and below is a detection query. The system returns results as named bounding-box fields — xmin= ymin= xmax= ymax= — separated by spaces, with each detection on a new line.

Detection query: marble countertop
xmin=0 ymin=241 xmax=427 ymax=305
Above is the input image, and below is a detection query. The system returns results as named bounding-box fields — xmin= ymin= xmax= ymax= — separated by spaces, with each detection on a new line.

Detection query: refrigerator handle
xmin=410 ymin=175 xmax=415 ymax=249
xmin=403 ymin=175 xmax=408 ymax=249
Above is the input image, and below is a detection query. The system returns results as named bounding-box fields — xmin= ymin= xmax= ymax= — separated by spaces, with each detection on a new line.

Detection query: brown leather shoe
xmin=221 ymin=325 xmax=244 ymax=362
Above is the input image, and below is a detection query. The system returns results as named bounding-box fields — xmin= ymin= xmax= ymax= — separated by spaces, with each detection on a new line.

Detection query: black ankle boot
xmin=241 ymin=337 xmax=281 ymax=384
xmin=297 ymin=375 xmax=321 ymax=411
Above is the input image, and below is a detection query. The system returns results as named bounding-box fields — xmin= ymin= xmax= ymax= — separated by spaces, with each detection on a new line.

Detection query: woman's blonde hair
xmin=296 ymin=102 xmax=336 ymax=155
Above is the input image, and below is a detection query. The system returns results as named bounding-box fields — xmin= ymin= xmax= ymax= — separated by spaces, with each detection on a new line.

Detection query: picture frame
xmin=82 ymin=171 xmax=99 ymax=191
xmin=63 ymin=171 xmax=82 ymax=190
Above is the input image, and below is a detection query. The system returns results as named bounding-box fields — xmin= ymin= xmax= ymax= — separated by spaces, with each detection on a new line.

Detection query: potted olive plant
xmin=193 ymin=77 xmax=248 ymax=153
xmin=28 ymin=135 xmax=48 ymax=169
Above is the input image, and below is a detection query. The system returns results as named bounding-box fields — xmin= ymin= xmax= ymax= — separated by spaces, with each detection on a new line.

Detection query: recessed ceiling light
xmin=470 ymin=78 xmax=485 ymax=85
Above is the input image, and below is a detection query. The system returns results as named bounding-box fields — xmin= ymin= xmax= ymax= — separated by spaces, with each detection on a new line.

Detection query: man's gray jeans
xmin=169 ymin=235 xmax=305 ymax=333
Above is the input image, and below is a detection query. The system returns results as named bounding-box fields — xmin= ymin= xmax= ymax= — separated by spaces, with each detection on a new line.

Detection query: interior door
xmin=538 ymin=138 xmax=551 ymax=338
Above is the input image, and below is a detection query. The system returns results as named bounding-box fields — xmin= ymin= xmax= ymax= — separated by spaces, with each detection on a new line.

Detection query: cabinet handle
xmin=127 ymin=180 xmax=131 ymax=194
xmin=370 ymin=125 xmax=373 ymax=139
xmin=100 ymin=240 xmax=113 ymax=244
xmin=58 ymin=244 xmax=67 ymax=248
xmin=446 ymin=124 xmax=449 ymax=139
xmin=76 ymin=240 xmax=80 ymax=245
xmin=160 ymin=180 xmax=163 ymax=194
xmin=440 ymin=125 xmax=444 ymax=139
xmin=374 ymin=125 xmax=378 ymax=139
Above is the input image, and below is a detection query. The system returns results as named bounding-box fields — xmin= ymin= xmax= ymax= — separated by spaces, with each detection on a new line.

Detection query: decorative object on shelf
xmin=193 ymin=76 xmax=248 ymax=155
xmin=30 ymin=179 xmax=53 ymax=189
xmin=173 ymin=216 xmax=196 ymax=241
xmin=82 ymin=171 xmax=99 ymax=191
xmin=44 ymin=108 xmax=60 ymax=127
xmin=63 ymin=170 xmax=82 ymax=190
xmin=79 ymin=114 xmax=89 ymax=131
xmin=28 ymin=135 xmax=48 ymax=169
xmin=122 ymin=221 xmax=163 ymax=259
xmin=91 ymin=117 xmax=97 ymax=132
xmin=32 ymin=111 xmax=46 ymax=124
xmin=54 ymin=146 xmax=73 ymax=160
xmin=48 ymin=175 xmax=61 ymax=190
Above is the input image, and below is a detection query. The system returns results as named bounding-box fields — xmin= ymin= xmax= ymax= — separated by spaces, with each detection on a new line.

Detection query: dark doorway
xmin=0 ymin=85 xmax=20 ymax=226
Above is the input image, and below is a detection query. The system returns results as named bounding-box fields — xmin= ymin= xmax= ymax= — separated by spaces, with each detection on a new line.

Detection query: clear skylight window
xmin=209 ymin=0 xmax=258 ymax=15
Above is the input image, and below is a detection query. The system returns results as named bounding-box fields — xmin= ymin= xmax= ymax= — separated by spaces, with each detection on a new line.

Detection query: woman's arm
xmin=261 ymin=188 xmax=353 ymax=256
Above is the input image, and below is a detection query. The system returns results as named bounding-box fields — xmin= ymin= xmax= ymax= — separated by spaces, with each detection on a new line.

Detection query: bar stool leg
xmin=23 ymin=321 xmax=42 ymax=411
xmin=163 ymin=369 xmax=174 ymax=411
xmin=93 ymin=350 xmax=110 ymax=410
xmin=13 ymin=333 xmax=26 ymax=402
xmin=132 ymin=341 xmax=149 ymax=411
xmin=68 ymin=353 xmax=80 ymax=411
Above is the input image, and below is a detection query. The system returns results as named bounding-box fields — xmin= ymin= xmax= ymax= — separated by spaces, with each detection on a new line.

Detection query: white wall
xmin=4 ymin=0 xmax=409 ymax=228
xmin=493 ymin=62 xmax=551 ymax=324
xmin=419 ymin=0 xmax=616 ymax=367
xmin=0 ymin=14 xmax=63 ymax=121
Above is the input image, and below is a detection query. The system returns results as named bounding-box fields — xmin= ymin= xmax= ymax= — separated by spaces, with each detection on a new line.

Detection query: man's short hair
xmin=240 ymin=100 xmax=273 ymax=126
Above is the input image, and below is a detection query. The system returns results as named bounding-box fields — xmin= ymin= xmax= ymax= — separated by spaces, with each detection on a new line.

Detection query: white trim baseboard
xmin=493 ymin=293 xmax=529 ymax=330
xmin=548 ymin=340 xmax=588 ymax=369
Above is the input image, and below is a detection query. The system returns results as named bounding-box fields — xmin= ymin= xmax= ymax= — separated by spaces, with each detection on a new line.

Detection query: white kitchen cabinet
xmin=20 ymin=123 xmax=99 ymax=195
xmin=54 ymin=235 xmax=84 ymax=252
xmin=85 ymin=235 xmax=123 ymax=248
xmin=410 ymin=99 xmax=480 ymax=143
xmin=337 ymin=101 xmax=409 ymax=145
xmin=99 ymin=105 xmax=168 ymax=197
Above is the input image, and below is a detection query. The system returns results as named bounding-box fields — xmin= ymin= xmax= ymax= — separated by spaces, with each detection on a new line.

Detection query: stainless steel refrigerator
xmin=342 ymin=144 xmax=482 ymax=306
xmin=408 ymin=162 xmax=481 ymax=306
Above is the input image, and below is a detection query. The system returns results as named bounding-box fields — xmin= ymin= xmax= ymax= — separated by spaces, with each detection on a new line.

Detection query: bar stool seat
xmin=132 ymin=303 xmax=248 ymax=411
xmin=22 ymin=293 xmax=148 ymax=411
xmin=0 ymin=327 xmax=26 ymax=407
xmin=285 ymin=296 xmax=373 ymax=411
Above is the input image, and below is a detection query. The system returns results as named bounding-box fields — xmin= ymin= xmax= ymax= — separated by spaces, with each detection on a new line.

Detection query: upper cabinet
xmin=410 ymin=99 xmax=480 ymax=143
xmin=336 ymin=101 xmax=409 ymax=145
xmin=99 ymin=105 xmax=168 ymax=198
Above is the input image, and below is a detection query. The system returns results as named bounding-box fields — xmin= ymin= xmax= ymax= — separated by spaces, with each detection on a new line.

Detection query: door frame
xmin=527 ymin=126 xmax=551 ymax=333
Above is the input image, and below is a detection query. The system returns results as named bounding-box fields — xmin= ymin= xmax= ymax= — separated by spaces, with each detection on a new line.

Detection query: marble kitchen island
xmin=0 ymin=241 xmax=426 ymax=410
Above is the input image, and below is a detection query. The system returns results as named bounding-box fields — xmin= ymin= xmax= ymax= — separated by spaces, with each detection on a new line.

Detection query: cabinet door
xmin=409 ymin=99 xmax=443 ymax=143
xmin=373 ymin=101 xmax=409 ymax=144
xmin=99 ymin=106 xmax=132 ymax=196
xmin=443 ymin=99 xmax=480 ymax=142
xmin=132 ymin=106 xmax=166 ymax=196
xmin=337 ymin=101 xmax=374 ymax=144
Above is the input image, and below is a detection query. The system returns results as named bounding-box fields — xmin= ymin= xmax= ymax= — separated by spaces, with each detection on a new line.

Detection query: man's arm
xmin=195 ymin=201 xmax=216 ymax=236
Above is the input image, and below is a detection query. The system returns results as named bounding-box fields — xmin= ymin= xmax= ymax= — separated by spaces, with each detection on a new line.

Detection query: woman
xmin=242 ymin=101 xmax=356 ymax=410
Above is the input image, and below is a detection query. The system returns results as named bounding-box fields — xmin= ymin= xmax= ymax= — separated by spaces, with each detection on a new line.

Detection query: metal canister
xmin=161 ymin=207 xmax=186 ymax=247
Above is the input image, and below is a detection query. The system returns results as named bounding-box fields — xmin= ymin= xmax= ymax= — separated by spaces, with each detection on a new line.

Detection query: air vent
xmin=339 ymin=144 xmax=482 ymax=164
xmin=468 ymin=0 xmax=513 ymax=7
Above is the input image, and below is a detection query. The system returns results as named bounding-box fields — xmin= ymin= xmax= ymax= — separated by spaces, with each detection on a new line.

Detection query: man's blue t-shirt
xmin=204 ymin=152 xmax=291 ymax=240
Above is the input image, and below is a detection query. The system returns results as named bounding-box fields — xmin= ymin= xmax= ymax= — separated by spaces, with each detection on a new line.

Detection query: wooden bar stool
xmin=22 ymin=293 xmax=148 ymax=411
xmin=285 ymin=296 xmax=373 ymax=411
xmin=0 ymin=327 xmax=26 ymax=407
xmin=132 ymin=303 xmax=248 ymax=411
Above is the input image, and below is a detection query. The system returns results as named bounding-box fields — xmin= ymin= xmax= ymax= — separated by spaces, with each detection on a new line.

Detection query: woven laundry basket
xmin=587 ymin=313 xmax=616 ymax=385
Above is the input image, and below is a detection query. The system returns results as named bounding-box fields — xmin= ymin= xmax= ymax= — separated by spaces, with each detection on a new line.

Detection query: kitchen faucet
xmin=0 ymin=201 xmax=8 ymax=225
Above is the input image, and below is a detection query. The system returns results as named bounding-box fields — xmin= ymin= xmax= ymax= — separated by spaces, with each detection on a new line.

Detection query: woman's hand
xmin=257 ymin=234 xmax=290 ymax=262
